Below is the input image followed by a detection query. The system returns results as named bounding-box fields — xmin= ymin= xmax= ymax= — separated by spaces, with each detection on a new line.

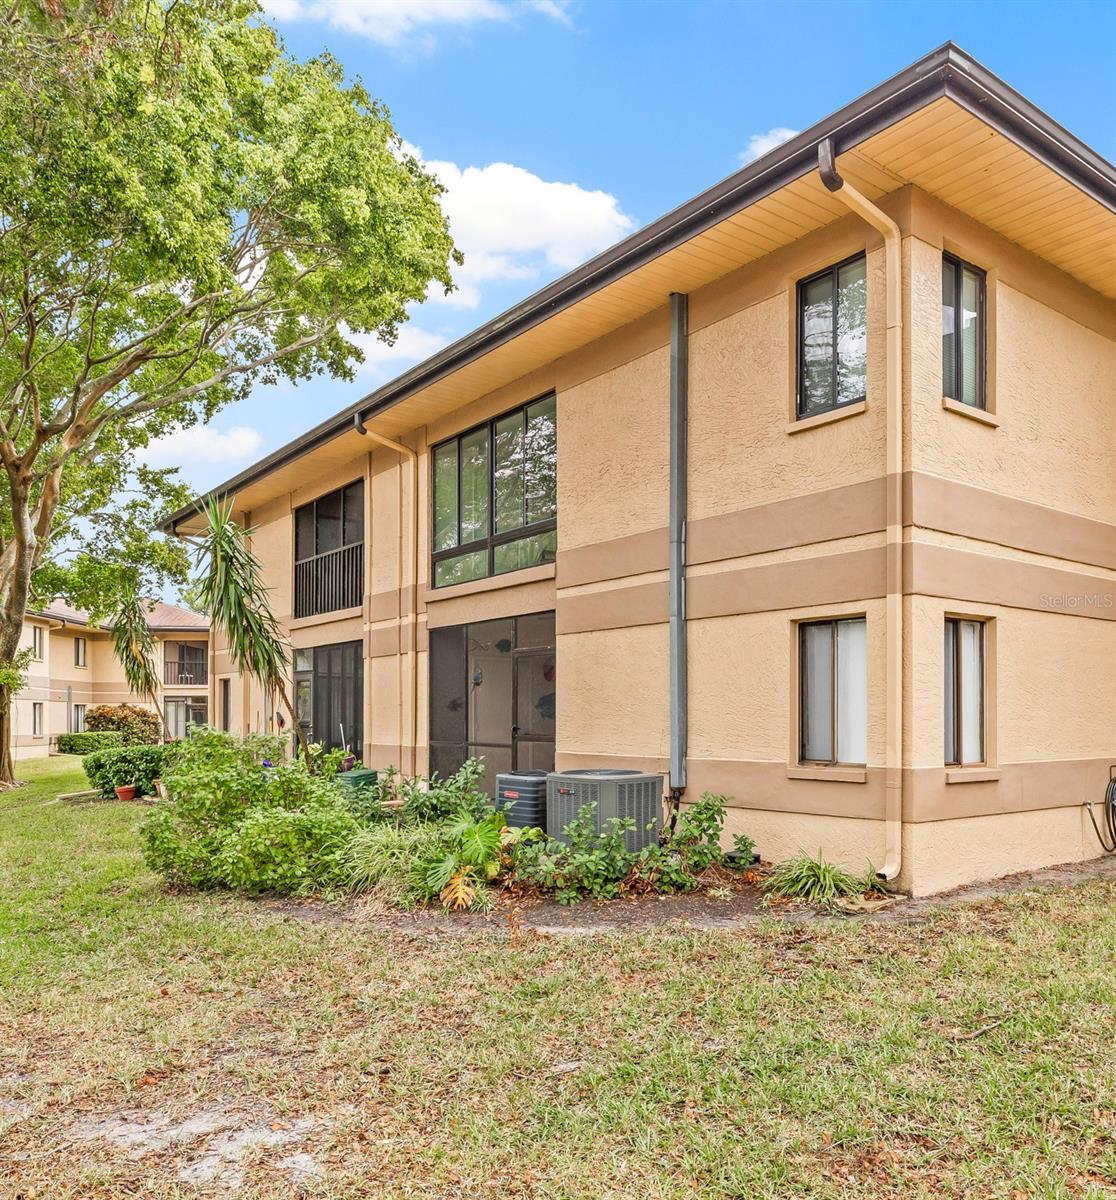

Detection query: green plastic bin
xmin=337 ymin=767 xmax=378 ymax=792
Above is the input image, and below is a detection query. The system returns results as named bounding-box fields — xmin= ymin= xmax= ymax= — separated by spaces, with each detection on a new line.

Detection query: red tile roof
xmin=33 ymin=598 xmax=209 ymax=632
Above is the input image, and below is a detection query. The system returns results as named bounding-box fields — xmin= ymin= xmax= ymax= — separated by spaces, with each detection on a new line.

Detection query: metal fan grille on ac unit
xmin=546 ymin=769 xmax=663 ymax=852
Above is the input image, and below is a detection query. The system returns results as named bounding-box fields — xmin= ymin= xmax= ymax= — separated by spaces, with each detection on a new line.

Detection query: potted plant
xmin=114 ymin=783 xmax=137 ymax=802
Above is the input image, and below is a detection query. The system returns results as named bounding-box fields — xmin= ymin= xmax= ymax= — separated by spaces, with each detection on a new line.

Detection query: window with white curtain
xmin=799 ymin=617 xmax=867 ymax=766
xmin=942 ymin=253 xmax=986 ymax=409
xmin=945 ymin=618 xmax=985 ymax=766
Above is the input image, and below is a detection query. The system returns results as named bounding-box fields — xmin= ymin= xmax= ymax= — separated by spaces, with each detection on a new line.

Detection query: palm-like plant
xmin=109 ymin=593 xmax=171 ymax=741
xmin=189 ymin=499 xmax=311 ymax=764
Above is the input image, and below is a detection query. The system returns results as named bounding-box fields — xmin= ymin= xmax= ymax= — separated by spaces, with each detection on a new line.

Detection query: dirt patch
xmin=262 ymin=853 xmax=1116 ymax=937
xmin=68 ymin=1106 xmax=328 ymax=1193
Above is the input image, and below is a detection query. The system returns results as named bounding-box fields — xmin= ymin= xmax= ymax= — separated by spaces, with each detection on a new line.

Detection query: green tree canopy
xmin=0 ymin=0 xmax=459 ymax=780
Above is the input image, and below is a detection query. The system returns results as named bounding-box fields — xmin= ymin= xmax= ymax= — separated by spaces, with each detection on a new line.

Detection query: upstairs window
xmin=799 ymin=617 xmax=867 ymax=766
xmin=294 ymin=480 xmax=364 ymax=618
xmin=31 ymin=625 xmax=43 ymax=660
xmin=797 ymin=253 xmax=867 ymax=419
xmin=74 ymin=636 xmax=86 ymax=668
xmin=432 ymin=395 xmax=557 ymax=588
xmin=941 ymin=254 xmax=986 ymax=409
xmin=945 ymin=618 xmax=985 ymax=766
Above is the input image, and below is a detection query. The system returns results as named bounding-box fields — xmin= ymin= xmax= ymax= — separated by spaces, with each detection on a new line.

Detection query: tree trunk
xmin=0 ymin=686 xmax=14 ymax=786
xmin=0 ymin=604 xmax=27 ymax=786
xmin=148 ymin=687 xmax=172 ymax=742
xmin=274 ymin=677 xmax=313 ymax=768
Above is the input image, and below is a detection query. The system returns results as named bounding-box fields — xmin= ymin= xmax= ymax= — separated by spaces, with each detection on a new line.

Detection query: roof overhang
xmin=161 ymin=42 xmax=1116 ymax=534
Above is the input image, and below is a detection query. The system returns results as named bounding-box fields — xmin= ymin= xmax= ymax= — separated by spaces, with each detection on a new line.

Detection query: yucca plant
xmin=108 ymin=592 xmax=172 ymax=741
xmin=188 ymin=498 xmax=311 ymax=764
xmin=763 ymin=852 xmax=873 ymax=906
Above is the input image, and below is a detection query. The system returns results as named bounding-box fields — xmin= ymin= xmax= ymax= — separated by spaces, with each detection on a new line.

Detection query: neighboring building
xmin=14 ymin=600 xmax=210 ymax=759
xmin=162 ymin=45 xmax=1116 ymax=896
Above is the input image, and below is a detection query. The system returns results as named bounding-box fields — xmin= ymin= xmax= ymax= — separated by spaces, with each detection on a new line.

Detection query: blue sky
xmin=146 ymin=0 xmax=1116 ymax=494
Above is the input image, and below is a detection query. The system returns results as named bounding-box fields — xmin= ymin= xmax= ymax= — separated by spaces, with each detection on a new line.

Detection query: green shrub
xmin=56 ymin=730 xmax=124 ymax=756
xmin=731 ymin=832 xmax=757 ymax=864
xmin=84 ymin=744 xmax=168 ymax=798
xmin=764 ymin=853 xmax=871 ymax=906
xmin=140 ymin=728 xmax=360 ymax=894
xmin=511 ymin=803 xmax=637 ymax=905
xmin=403 ymin=758 xmax=488 ymax=823
xmin=85 ymin=703 xmax=161 ymax=745
xmin=215 ymin=805 xmax=358 ymax=894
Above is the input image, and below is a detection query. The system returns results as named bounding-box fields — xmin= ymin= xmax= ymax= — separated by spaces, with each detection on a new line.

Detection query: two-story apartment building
xmin=162 ymin=45 xmax=1116 ymax=896
xmin=13 ymin=600 xmax=210 ymax=759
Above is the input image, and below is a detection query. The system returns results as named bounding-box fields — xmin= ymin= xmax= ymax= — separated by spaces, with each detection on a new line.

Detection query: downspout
xmin=817 ymin=139 xmax=903 ymax=882
xmin=668 ymin=292 xmax=689 ymax=825
xmin=354 ymin=415 xmax=420 ymax=776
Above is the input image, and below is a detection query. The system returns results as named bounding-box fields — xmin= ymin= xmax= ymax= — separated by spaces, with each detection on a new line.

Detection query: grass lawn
xmin=1 ymin=756 xmax=1114 ymax=1199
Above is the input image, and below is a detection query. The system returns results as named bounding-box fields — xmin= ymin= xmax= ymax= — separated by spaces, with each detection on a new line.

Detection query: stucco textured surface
xmin=903 ymin=806 xmax=1103 ymax=896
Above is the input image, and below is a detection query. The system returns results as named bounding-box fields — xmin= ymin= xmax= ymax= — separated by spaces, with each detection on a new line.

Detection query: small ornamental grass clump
xmin=763 ymin=852 xmax=876 ymax=906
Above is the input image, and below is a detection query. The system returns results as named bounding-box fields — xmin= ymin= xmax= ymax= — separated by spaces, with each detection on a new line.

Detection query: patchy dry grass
xmin=1 ymin=756 xmax=1114 ymax=1199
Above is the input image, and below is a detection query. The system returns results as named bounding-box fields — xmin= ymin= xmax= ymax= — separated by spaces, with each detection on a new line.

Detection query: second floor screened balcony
xmin=164 ymin=641 xmax=208 ymax=686
xmin=294 ymin=479 xmax=365 ymax=620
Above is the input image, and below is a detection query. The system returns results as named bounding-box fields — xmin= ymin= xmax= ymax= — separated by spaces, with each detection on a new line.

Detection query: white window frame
xmin=31 ymin=625 xmax=44 ymax=660
xmin=32 ymin=702 xmax=43 ymax=737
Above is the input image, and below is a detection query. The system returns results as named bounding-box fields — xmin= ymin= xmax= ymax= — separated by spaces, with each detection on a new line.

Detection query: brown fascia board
xmin=160 ymin=41 xmax=1116 ymax=534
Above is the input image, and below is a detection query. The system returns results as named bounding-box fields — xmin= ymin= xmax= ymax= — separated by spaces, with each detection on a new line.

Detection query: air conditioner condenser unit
xmin=546 ymin=769 xmax=664 ymax=852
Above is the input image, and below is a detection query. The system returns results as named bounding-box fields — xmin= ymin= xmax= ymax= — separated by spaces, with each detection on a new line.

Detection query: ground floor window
xmin=166 ymin=697 xmax=208 ymax=740
xmin=798 ymin=617 xmax=867 ymax=766
xmin=293 ymin=641 xmax=363 ymax=754
xmin=32 ymin=702 xmax=43 ymax=737
xmin=945 ymin=618 xmax=985 ymax=766
xmin=429 ymin=611 xmax=556 ymax=795
xmin=72 ymin=704 xmax=86 ymax=733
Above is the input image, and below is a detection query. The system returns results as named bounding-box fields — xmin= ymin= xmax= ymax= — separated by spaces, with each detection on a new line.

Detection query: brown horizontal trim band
xmin=558 ymin=473 xmax=1116 ymax=591
xmin=906 ymin=757 xmax=1115 ymax=821
xmin=905 ymin=542 xmax=1116 ymax=621
xmin=369 ymin=589 xmax=400 ymax=622
xmin=554 ymin=752 xmax=1115 ymax=823
xmin=907 ymin=473 xmax=1116 ymax=571
xmin=557 ymin=547 xmax=886 ymax=634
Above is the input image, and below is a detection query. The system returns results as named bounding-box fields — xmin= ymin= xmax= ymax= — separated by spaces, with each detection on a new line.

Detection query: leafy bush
xmin=633 ymin=794 xmax=728 ymax=893
xmin=511 ymin=803 xmax=637 ymax=905
xmin=731 ymin=832 xmax=757 ymax=864
xmin=403 ymin=758 xmax=489 ymax=823
xmin=215 ymin=805 xmax=358 ymax=893
xmin=84 ymin=744 xmax=169 ymax=798
xmin=411 ymin=808 xmax=510 ymax=910
xmin=57 ymin=730 xmax=124 ymax=756
xmin=85 ymin=703 xmax=161 ymax=745
xmin=140 ymin=729 xmax=360 ymax=894
xmin=764 ymin=853 xmax=871 ymax=906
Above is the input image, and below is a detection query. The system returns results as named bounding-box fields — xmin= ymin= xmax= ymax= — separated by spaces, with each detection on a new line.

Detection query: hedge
xmin=83 ymin=744 xmax=169 ymax=799
xmin=56 ymin=731 xmax=124 ymax=756
xmin=85 ymin=703 xmax=161 ymax=745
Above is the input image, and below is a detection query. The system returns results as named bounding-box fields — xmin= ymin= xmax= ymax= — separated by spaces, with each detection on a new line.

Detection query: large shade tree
xmin=0 ymin=0 xmax=459 ymax=781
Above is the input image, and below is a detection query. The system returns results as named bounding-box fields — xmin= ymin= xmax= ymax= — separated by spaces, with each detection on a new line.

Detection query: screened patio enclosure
xmin=429 ymin=612 xmax=556 ymax=795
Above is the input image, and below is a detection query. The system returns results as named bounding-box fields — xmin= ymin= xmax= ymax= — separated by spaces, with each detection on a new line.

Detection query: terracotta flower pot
xmin=114 ymin=784 xmax=137 ymax=802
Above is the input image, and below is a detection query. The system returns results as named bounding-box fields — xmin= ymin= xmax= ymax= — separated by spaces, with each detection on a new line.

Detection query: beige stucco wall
xmin=199 ymin=186 xmax=1113 ymax=894
xmin=12 ymin=621 xmax=210 ymax=761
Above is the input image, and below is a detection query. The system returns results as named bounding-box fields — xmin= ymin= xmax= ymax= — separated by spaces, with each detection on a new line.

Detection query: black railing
xmin=295 ymin=541 xmax=364 ymax=619
xmin=164 ymin=660 xmax=208 ymax=686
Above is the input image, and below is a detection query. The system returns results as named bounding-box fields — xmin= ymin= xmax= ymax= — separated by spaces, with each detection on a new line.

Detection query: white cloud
xmin=404 ymin=144 xmax=636 ymax=309
xmin=350 ymin=324 xmax=450 ymax=376
xmin=141 ymin=424 xmax=262 ymax=466
xmin=739 ymin=126 xmax=799 ymax=165
xmin=261 ymin=0 xmax=571 ymax=48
